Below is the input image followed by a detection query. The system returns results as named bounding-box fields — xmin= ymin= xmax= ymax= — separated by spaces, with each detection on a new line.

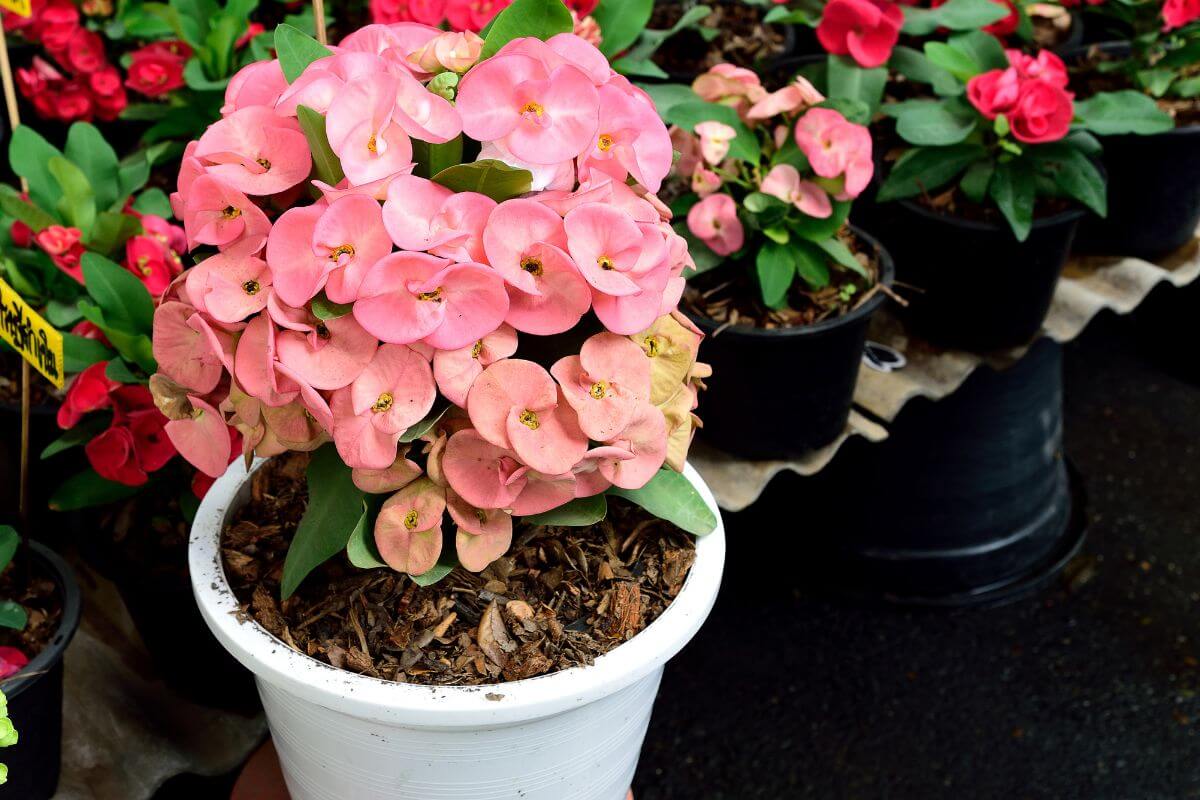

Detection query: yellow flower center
xmin=643 ymin=336 xmax=662 ymax=358
xmin=372 ymin=392 xmax=394 ymax=413
xmin=256 ymin=157 xmax=271 ymax=170
xmin=520 ymin=256 xmax=543 ymax=277
xmin=518 ymin=409 xmax=540 ymax=430
xmin=597 ymin=133 xmax=614 ymax=152
xmin=242 ymin=279 xmax=260 ymax=295
xmin=137 ymin=256 xmax=152 ymax=277
xmin=403 ymin=509 xmax=419 ymax=530
xmin=330 ymin=243 xmax=355 ymax=261
xmin=597 ymin=255 xmax=615 ymax=271
xmin=520 ymin=101 xmax=544 ymax=118
xmin=221 ymin=205 xmax=241 ymax=220
xmin=471 ymin=340 xmax=484 ymax=358
xmin=367 ymin=134 xmax=378 ymax=153
xmin=589 ymin=380 xmax=609 ymax=399
xmin=474 ymin=508 xmax=489 ymax=523
xmin=417 ymin=288 xmax=443 ymax=302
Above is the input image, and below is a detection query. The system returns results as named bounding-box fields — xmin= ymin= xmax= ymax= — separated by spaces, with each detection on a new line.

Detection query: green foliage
xmin=81 ymin=253 xmax=155 ymax=334
xmin=522 ymin=495 xmax=608 ymax=526
xmin=49 ymin=469 xmax=141 ymax=510
xmin=989 ymin=157 xmax=1036 ymax=242
xmin=612 ymin=4 xmax=711 ymax=78
xmin=826 ymin=57 xmax=887 ymax=120
xmin=281 ymin=446 xmax=366 ymax=599
xmin=661 ymin=102 xmax=759 ymax=163
xmin=885 ymin=98 xmax=977 ymax=145
xmin=756 ymin=240 xmax=795 ymax=307
xmin=592 ymin=0 xmax=655 ymax=58
xmin=902 ymin=0 xmax=1010 ymax=35
xmin=431 ymin=160 xmax=534 ymax=202
xmin=877 ymin=144 xmax=987 ymax=201
xmin=480 ymin=0 xmax=574 ymax=59
xmin=275 ymin=23 xmax=333 ymax=82
xmin=412 ymin=136 xmax=465 ymax=180
xmin=41 ymin=414 xmax=112 ymax=460
xmin=1073 ymin=91 xmax=1175 ymax=136
xmin=296 ymin=105 xmax=345 ymax=186
xmin=0 ymin=689 xmax=15 ymax=785
xmin=411 ymin=551 xmax=459 ymax=587
xmin=608 ymin=469 xmax=717 ymax=537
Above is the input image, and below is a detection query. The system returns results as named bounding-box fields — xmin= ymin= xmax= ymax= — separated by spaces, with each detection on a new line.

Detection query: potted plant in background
xmin=653 ymin=65 xmax=890 ymax=459
xmin=0 ymin=526 xmax=82 ymax=800
xmin=1063 ymin=0 xmax=1200 ymax=258
xmin=162 ymin=7 xmax=724 ymax=798
xmin=874 ymin=33 xmax=1170 ymax=350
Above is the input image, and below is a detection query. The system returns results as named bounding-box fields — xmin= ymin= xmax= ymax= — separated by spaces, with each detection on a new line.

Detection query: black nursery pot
xmin=873 ymin=199 xmax=1085 ymax=351
xmin=688 ymin=229 xmax=893 ymax=460
xmin=2 ymin=542 xmax=82 ymax=800
xmin=1064 ymin=45 xmax=1200 ymax=260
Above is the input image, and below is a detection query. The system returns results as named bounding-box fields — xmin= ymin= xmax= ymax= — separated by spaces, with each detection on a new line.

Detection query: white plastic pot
xmin=190 ymin=459 xmax=725 ymax=800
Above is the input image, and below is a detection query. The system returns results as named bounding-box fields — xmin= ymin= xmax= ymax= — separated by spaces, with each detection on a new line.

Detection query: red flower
xmin=816 ymin=0 xmax=903 ymax=69
xmin=64 ymin=27 xmax=105 ymax=74
xmin=86 ymin=385 xmax=177 ymax=486
xmin=10 ymin=219 xmax=32 ymax=248
xmin=128 ymin=407 xmax=176 ymax=472
xmin=0 ymin=647 xmax=28 ymax=680
xmin=70 ymin=319 xmax=111 ymax=346
xmin=57 ymin=361 xmax=119 ymax=429
xmin=125 ymin=234 xmax=173 ymax=295
xmin=87 ymin=425 xmax=148 ymax=485
xmin=967 ymin=67 xmax=1021 ymax=119
xmin=1006 ymin=48 xmax=1069 ymax=88
xmin=236 ymin=22 xmax=265 ymax=49
xmin=1009 ymin=80 xmax=1073 ymax=143
xmin=52 ymin=79 xmax=95 ymax=121
xmin=125 ymin=50 xmax=186 ymax=97
xmin=1163 ymin=0 xmax=1200 ymax=29
xmin=138 ymin=40 xmax=192 ymax=61
xmin=34 ymin=225 xmax=86 ymax=282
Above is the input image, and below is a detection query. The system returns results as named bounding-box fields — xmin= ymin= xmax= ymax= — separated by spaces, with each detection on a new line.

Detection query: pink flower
xmin=447 ymin=489 xmax=512 ymax=571
xmin=382 ymin=175 xmax=494 ymax=262
xmin=817 ymin=0 xmax=903 ymax=69
xmin=456 ymin=53 xmax=599 ymax=166
xmin=152 ymin=302 xmax=233 ymax=394
xmin=481 ymin=198 xmax=591 ymax=335
xmin=165 ymin=395 xmax=232 ymax=478
xmin=593 ymin=402 xmax=667 ymax=489
xmin=265 ymin=205 xmax=331 ymax=307
xmin=1006 ymin=49 xmax=1069 ymax=89
xmin=1009 ymin=80 xmax=1074 ymax=144
xmin=276 ymin=314 xmax=378 ymax=390
xmin=194 ymin=107 xmax=312 ymax=197
xmin=580 ymin=83 xmax=673 ymax=193
xmin=374 ymin=477 xmax=445 ymax=575
xmin=694 ymin=120 xmax=736 ymax=165
xmin=0 ymin=647 xmax=28 ymax=680
xmin=311 ymin=195 xmax=394 ymax=303
xmin=221 ymin=60 xmax=288 ymax=115
xmin=352 ymin=449 xmax=422 ymax=493
xmin=407 ymin=30 xmax=484 ymax=73
xmin=193 ymin=250 xmax=272 ymax=323
xmin=466 ymin=359 xmax=588 ymax=475
xmin=747 ymin=77 xmax=825 ymax=120
xmin=181 ymin=174 xmax=270 ymax=252
xmin=793 ymin=107 xmax=874 ymax=200
xmin=1164 ymin=0 xmax=1200 ymax=28
xmin=354 ymin=251 xmax=509 ymax=350
xmin=760 ymin=164 xmax=833 ymax=218
xmin=330 ymin=344 xmax=437 ymax=469
xmin=234 ymin=315 xmax=301 ymax=407
xmin=433 ymin=324 xmax=518 ymax=407
xmin=324 ymin=72 xmax=415 ymax=185
xmin=692 ymin=167 xmax=722 ymax=197
xmin=692 ymin=64 xmax=766 ymax=118
xmin=441 ymin=429 xmax=528 ymax=509
xmin=550 ymin=332 xmax=651 ymax=441
xmin=687 ymin=194 xmax=743 ymax=257
xmin=967 ymin=67 xmax=1022 ymax=119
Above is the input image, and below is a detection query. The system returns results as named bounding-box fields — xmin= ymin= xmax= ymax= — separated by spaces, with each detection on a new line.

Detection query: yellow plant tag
xmin=0 ymin=0 xmax=31 ymax=17
xmin=0 ymin=277 xmax=64 ymax=388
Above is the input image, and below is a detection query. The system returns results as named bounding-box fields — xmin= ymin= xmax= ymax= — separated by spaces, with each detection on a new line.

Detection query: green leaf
xmin=0 ymin=187 xmax=58 ymax=233
xmin=877 ymin=144 xmax=987 ymax=202
xmin=116 ymin=151 xmax=152 ymax=199
xmin=0 ymin=527 xmax=18 ymax=572
xmin=1074 ymin=91 xmax=1175 ymax=136
xmin=48 ymin=157 xmax=96 ymax=234
xmin=633 ymin=83 xmax=699 ymax=117
xmin=81 ymin=252 xmax=155 ymax=333
xmin=411 ymin=552 xmax=458 ymax=587
xmin=45 ymin=299 xmax=83 ymax=328
xmin=183 ymin=57 xmax=229 ymax=91
xmin=959 ymin=159 xmax=994 ymax=203
xmin=789 ymin=198 xmax=851 ymax=241
xmin=1137 ymin=67 xmax=1176 ymax=98
xmin=9 ymin=126 xmax=63 ymax=212
xmin=826 ymin=57 xmax=886 ymax=118
xmin=1034 ymin=144 xmax=1106 ymax=217
xmin=0 ymin=602 xmax=26 ymax=631
xmin=49 ymin=468 xmax=141 ymax=510
xmin=756 ymin=240 xmax=794 ymax=307
xmin=41 ymin=413 xmax=112 ymax=460
xmin=398 ymin=402 xmax=451 ymax=443
xmin=607 ymin=468 xmax=717 ymax=537
xmin=281 ymin=445 xmax=366 ymax=599
xmin=889 ymin=100 xmax=977 ymax=145
xmin=522 ymin=494 xmax=608 ymax=526
xmin=924 ymin=41 xmax=982 ymax=82
xmin=296 ymin=105 xmax=345 ymax=187
xmin=792 ymin=240 xmax=831 ymax=289
xmin=616 ymin=4 xmax=710 ymax=65
xmin=411 ymin=135 xmax=464 ymax=180
xmin=105 ymin=358 xmax=143 ymax=384
xmin=345 ymin=500 xmax=387 ymax=569
xmin=132 ymin=188 xmax=173 ymax=219
xmin=310 ymin=293 xmax=353 ymax=320
xmin=64 ymin=123 xmax=121 ymax=212
xmin=77 ymin=300 xmax=157 ymax=373
xmin=662 ymin=101 xmax=758 ymax=163
xmin=989 ymin=157 xmax=1036 ymax=242
xmin=275 ymin=23 xmax=333 ymax=83
xmin=902 ymin=0 xmax=1009 ymax=35
xmin=612 ymin=56 xmax=669 ymax=79
xmin=677 ymin=226 xmax=723 ymax=276
xmin=480 ymin=0 xmax=574 ymax=59
xmin=815 ymin=237 xmax=868 ymax=278
xmin=946 ymin=30 xmax=1008 ymax=73
xmin=86 ymin=211 xmax=143 ymax=256
xmin=593 ymin=0 xmax=654 ymax=57
xmin=431 ymin=160 xmax=533 ymax=202
xmin=888 ymin=46 xmax=962 ymax=96
xmin=1172 ymin=75 xmax=1200 ymax=98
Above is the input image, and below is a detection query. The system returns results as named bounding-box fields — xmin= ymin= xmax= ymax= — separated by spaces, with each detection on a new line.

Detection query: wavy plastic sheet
xmin=693 ymin=235 xmax=1200 ymax=511
xmin=54 ymin=564 xmax=266 ymax=800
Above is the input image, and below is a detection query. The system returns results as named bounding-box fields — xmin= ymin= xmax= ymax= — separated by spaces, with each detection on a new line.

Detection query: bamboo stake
xmin=312 ymin=0 xmax=327 ymax=45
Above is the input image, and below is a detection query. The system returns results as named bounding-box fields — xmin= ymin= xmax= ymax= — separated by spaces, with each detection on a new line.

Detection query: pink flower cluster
xmin=675 ymin=65 xmax=873 ymax=257
xmin=153 ymin=28 xmax=706 ymax=576
xmin=967 ymin=49 xmax=1074 ymax=144
xmin=370 ymin=0 xmax=596 ymax=32
xmin=6 ymin=0 xmax=127 ymax=122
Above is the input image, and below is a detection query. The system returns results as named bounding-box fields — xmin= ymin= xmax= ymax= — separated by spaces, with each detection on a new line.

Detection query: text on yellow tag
xmin=0 ymin=277 xmax=64 ymax=389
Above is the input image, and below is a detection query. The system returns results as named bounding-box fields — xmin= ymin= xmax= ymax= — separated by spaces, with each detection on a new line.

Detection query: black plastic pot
xmin=871 ymin=199 xmax=1085 ymax=351
xmin=653 ymin=12 xmax=798 ymax=84
xmin=688 ymin=229 xmax=893 ymax=460
xmin=807 ymin=339 xmax=1082 ymax=605
xmin=1063 ymin=46 xmax=1200 ymax=260
xmin=1 ymin=541 xmax=81 ymax=799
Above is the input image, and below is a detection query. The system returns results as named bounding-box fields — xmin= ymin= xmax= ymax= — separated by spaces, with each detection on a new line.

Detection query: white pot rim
xmin=190 ymin=458 xmax=725 ymax=728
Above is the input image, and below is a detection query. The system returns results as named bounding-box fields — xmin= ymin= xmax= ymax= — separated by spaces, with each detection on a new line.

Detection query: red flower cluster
xmin=816 ymin=0 xmax=904 ymax=69
xmin=1163 ymin=0 xmax=1200 ymax=29
xmin=6 ymin=0 xmax=127 ymax=121
xmin=123 ymin=211 xmax=187 ymax=295
xmin=967 ymin=49 xmax=1074 ymax=144
xmin=33 ymin=224 xmax=86 ymax=281
xmin=58 ymin=362 xmax=176 ymax=485
xmin=125 ymin=40 xmax=191 ymax=98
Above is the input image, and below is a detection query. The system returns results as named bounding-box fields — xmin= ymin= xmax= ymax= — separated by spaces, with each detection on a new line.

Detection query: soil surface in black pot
xmin=0 ymin=556 xmax=62 ymax=665
xmin=221 ymin=454 xmax=698 ymax=686
xmin=650 ymin=0 xmax=787 ymax=77
xmin=683 ymin=228 xmax=881 ymax=330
